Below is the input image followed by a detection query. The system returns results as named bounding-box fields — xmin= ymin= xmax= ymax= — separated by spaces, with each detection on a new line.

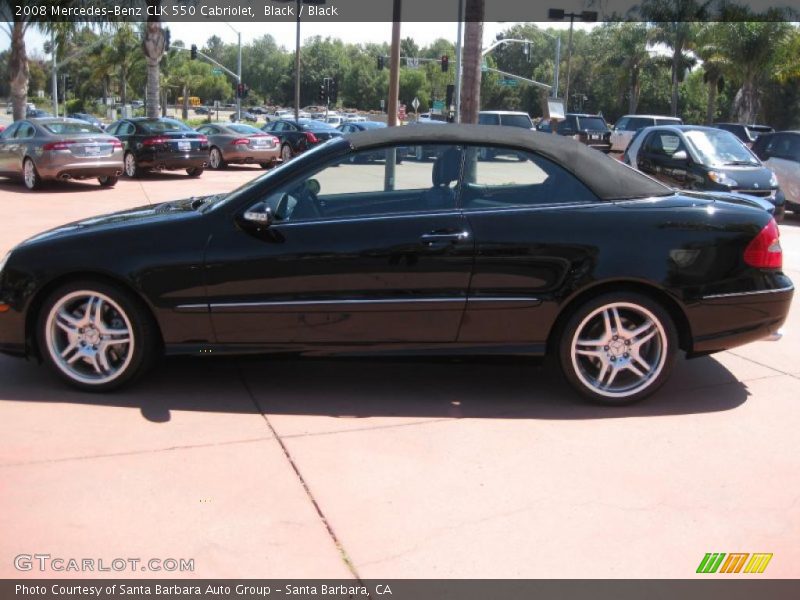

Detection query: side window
xmin=628 ymin=117 xmax=651 ymax=131
xmin=250 ymin=145 xmax=462 ymax=223
xmin=615 ymin=117 xmax=629 ymax=131
xmin=478 ymin=113 xmax=500 ymax=125
xmin=461 ymin=147 xmax=598 ymax=208
xmin=645 ymin=131 xmax=684 ymax=156
xmin=196 ymin=126 xmax=210 ymax=135
xmin=105 ymin=122 xmax=119 ymax=135
xmin=271 ymin=122 xmax=285 ymax=132
xmin=15 ymin=123 xmax=34 ymax=139
xmin=1 ymin=122 xmax=21 ymax=139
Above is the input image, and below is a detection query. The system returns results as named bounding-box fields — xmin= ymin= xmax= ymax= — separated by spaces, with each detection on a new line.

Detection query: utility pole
xmin=564 ymin=13 xmax=574 ymax=112
xmin=294 ymin=0 xmax=302 ymax=121
xmin=50 ymin=29 xmax=58 ymax=117
xmin=387 ymin=0 xmax=401 ymax=128
xmin=453 ymin=0 xmax=464 ymax=122
xmin=236 ymin=30 xmax=242 ymax=121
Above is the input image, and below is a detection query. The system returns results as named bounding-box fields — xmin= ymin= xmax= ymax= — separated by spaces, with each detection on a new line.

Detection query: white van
xmin=610 ymin=115 xmax=683 ymax=152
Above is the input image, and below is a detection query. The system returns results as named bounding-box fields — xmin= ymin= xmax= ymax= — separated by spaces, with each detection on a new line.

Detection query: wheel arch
xmin=25 ymin=270 xmax=164 ymax=360
xmin=546 ymin=279 xmax=693 ymax=355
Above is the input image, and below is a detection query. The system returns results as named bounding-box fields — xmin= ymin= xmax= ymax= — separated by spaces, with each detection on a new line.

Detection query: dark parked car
xmin=194 ymin=106 xmax=212 ymax=115
xmin=0 ymin=125 xmax=792 ymax=405
xmin=261 ymin=118 xmax=342 ymax=162
xmin=26 ymin=109 xmax=53 ymax=119
xmin=625 ymin=125 xmax=785 ymax=220
xmin=195 ymin=123 xmax=280 ymax=169
xmin=105 ymin=117 xmax=209 ymax=178
xmin=0 ymin=118 xmax=123 ymax=190
xmin=715 ymin=123 xmax=774 ymax=148
xmin=67 ymin=113 xmax=105 ymax=131
xmin=538 ymin=114 xmax=612 ymax=152
xmin=752 ymin=131 xmax=800 ymax=214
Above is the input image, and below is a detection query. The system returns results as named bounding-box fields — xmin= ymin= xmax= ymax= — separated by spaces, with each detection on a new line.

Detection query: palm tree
xmin=720 ymin=20 xmax=791 ymax=123
xmin=143 ymin=2 xmax=167 ymax=118
xmin=642 ymin=0 xmax=708 ymax=116
xmin=604 ymin=23 xmax=653 ymax=114
xmin=459 ymin=0 xmax=484 ymax=124
xmin=694 ymin=24 xmax=728 ymax=124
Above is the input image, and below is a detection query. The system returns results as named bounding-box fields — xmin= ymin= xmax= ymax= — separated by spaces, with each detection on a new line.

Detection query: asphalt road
xmin=1 ymin=165 xmax=799 ymax=579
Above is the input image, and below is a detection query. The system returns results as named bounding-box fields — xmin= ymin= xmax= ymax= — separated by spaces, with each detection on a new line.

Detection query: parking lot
xmin=1 ymin=166 xmax=799 ymax=579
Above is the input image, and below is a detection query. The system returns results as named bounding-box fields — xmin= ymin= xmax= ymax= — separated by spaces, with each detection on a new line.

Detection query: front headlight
xmin=769 ymin=171 xmax=779 ymax=188
xmin=708 ymin=171 xmax=738 ymax=187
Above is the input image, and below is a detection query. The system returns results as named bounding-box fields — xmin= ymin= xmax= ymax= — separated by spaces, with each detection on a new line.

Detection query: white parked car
xmin=752 ymin=131 xmax=800 ymax=214
xmin=610 ymin=115 xmax=683 ymax=152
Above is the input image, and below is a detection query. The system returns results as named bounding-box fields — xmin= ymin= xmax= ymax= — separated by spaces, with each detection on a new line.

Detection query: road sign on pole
xmin=411 ymin=97 xmax=420 ymax=112
xmin=212 ymin=68 xmax=223 ymax=75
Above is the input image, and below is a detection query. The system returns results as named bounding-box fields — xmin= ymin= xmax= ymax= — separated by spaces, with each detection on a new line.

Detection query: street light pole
xmin=50 ymin=29 xmax=58 ymax=117
xmin=237 ymin=30 xmax=242 ymax=121
xmin=564 ymin=13 xmax=574 ymax=111
xmin=548 ymin=8 xmax=597 ymax=109
xmin=553 ymin=35 xmax=560 ymax=98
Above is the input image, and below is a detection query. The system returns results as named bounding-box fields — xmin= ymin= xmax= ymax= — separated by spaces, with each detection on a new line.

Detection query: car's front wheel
xmin=186 ymin=167 xmax=204 ymax=177
xmin=558 ymin=292 xmax=678 ymax=405
xmin=38 ymin=281 xmax=159 ymax=392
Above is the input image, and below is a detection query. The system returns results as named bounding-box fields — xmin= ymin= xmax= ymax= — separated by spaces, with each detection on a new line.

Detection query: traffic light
xmin=318 ymin=82 xmax=326 ymax=103
xmin=242 ymin=84 xmax=249 ymax=98
xmin=441 ymin=55 xmax=449 ymax=72
xmin=446 ymin=84 xmax=454 ymax=107
xmin=190 ymin=44 xmax=197 ymax=60
xmin=236 ymin=83 xmax=244 ymax=98
xmin=377 ymin=55 xmax=385 ymax=70
xmin=329 ymin=78 xmax=338 ymax=103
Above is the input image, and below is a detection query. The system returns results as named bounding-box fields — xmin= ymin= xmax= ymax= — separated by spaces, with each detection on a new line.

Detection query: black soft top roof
xmin=346 ymin=124 xmax=671 ymax=201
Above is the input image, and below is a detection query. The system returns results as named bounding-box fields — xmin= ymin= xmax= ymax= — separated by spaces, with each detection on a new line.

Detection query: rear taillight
xmin=744 ymin=218 xmax=782 ymax=269
xmin=196 ymin=135 xmax=208 ymax=144
xmin=42 ymin=140 xmax=77 ymax=151
xmin=231 ymin=138 xmax=250 ymax=146
xmin=111 ymin=140 xmax=123 ymax=149
xmin=142 ymin=136 xmax=168 ymax=146
xmin=304 ymin=131 xmax=319 ymax=143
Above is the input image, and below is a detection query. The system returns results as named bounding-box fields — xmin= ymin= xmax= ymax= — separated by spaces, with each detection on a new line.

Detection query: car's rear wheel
xmin=281 ymin=144 xmax=293 ymax=162
xmin=209 ymin=147 xmax=226 ymax=169
xmin=186 ymin=167 xmax=204 ymax=177
xmin=123 ymin=152 xmax=139 ymax=178
xmin=98 ymin=175 xmax=118 ymax=187
xmin=23 ymin=158 xmax=42 ymax=190
xmin=38 ymin=281 xmax=159 ymax=392
xmin=558 ymin=292 xmax=677 ymax=405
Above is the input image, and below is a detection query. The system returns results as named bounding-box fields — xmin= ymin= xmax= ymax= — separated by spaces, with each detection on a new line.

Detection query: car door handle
xmin=420 ymin=231 xmax=470 ymax=245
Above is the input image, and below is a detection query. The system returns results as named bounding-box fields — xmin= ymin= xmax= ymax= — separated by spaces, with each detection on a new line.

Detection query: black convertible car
xmin=0 ymin=125 xmax=792 ymax=405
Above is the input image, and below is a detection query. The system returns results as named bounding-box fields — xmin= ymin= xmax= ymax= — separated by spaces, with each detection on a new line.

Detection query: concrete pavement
xmin=1 ymin=166 xmax=799 ymax=579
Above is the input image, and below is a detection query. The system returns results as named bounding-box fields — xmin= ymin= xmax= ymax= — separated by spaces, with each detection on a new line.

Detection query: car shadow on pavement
xmin=0 ymin=353 xmax=750 ymax=423
xmin=0 ymin=179 xmax=109 ymax=195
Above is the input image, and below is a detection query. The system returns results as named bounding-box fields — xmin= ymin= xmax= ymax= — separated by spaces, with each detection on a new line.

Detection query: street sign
xmin=412 ymin=97 xmax=420 ymax=111
xmin=500 ymin=78 xmax=518 ymax=87
xmin=432 ymin=100 xmax=445 ymax=112
xmin=212 ymin=68 xmax=222 ymax=75
xmin=380 ymin=99 xmax=385 ymax=110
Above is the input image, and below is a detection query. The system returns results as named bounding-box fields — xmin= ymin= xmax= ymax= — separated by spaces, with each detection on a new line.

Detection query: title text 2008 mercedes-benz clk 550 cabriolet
xmin=0 ymin=125 xmax=793 ymax=405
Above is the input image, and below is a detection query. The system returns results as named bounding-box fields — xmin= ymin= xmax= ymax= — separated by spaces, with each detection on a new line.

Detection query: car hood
xmin=18 ymin=196 xmax=208 ymax=247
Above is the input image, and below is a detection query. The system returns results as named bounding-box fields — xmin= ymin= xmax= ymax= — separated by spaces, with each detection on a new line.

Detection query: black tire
xmin=36 ymin=280 xmax=160 ymax=392
xmin=22 ymin=158 xmax=42 ymax=190
xmin=123 ymin=152 xmax=139 ymax=178
xmin=186 ymin=167 xmax=204 ymax=177
xmin=557 ymin=292 xmax=678 ymax=406
xmin=281 ymin=143 xmax=294 ymax=162
xmin=98 ymin=175 xmax=118 ymax=187
xmin=209 ymin=147 xmax=226 ymax=170
xmin=259 ymin=162 xmax=272 ymax=169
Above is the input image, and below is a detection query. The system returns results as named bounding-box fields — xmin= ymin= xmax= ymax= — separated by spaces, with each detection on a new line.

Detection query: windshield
xmin=228 ymin=124 xmax=262 ymax=135
xmin=577 ymin=116 xmax=608 ymax=131
xmin=501 ymin=114 xmax=533 ymax=128
xmin=684 ymin=129 xmax=759 ymax=166
xmin=44 ymin=122 xmax=103 ymax=134
xmin=655 ymin=118 xmax=682 ymax=126
xmin=141 ymin=119 xmax=193 ymax=133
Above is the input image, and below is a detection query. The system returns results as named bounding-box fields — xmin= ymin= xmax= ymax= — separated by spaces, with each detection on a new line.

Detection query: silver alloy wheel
xmin=124 ymin=153 xmax=136 ymax=177
xmin=281 ymin=144 xmax=292 ymax=162
xmin=23 ymin=159 xmax=37 ymax=189
xmin=570 ymin=302 xmax=667 ymax=399
xmin=44 ymin=291 xmax=135 ymax=386
xmin=210 ymin=147 xmax=222 ymax=169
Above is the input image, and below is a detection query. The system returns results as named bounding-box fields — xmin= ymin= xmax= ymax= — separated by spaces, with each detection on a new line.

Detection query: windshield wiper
xmin=724 ymin=160 xmax=758 ymax=166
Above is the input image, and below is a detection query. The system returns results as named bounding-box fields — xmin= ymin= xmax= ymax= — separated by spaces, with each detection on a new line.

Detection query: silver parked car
xmin=195 ymin=123 xmax=281 ymax=169
xmin=0 ymin=118 xmax=123 ymax=190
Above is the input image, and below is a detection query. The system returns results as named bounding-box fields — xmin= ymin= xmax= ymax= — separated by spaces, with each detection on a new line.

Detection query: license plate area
xmin=177 ymin=141 xmax=191 ymax=151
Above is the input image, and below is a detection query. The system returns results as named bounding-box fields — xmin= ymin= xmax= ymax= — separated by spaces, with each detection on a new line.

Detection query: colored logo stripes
xmin=697 ymin=553 xmax=773 ymax=574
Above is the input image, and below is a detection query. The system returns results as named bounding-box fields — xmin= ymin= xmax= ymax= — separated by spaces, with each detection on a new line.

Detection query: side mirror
xmin=243 ymin=203 xmax=273 ymax=226
xmin=672 ymin=150 xmax=688 ymax=162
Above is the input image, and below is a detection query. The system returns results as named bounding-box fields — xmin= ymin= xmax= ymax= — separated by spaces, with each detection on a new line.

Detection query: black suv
xmin=714 ymin=123 xmax=774 ymax=148
xmin=538 ymin=113 xmax=612 ymax=153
